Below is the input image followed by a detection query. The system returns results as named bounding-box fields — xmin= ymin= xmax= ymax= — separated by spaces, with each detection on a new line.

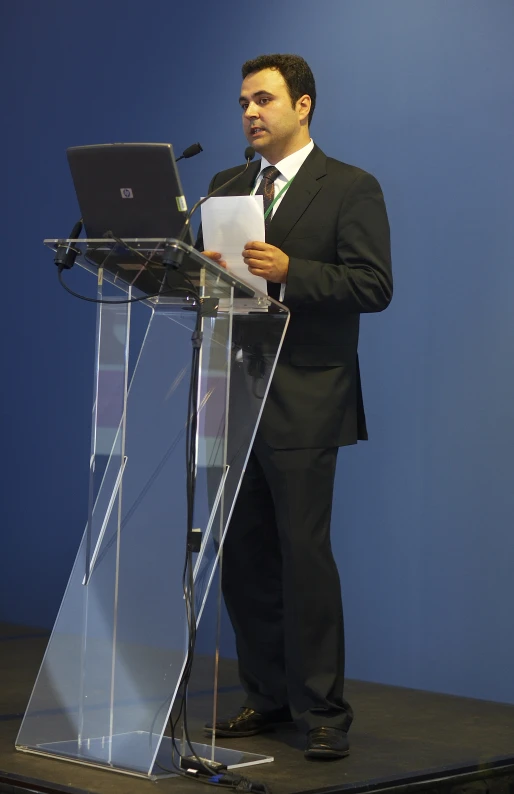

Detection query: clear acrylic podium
xmin=16 ymin=238 xmax=289 ymax=779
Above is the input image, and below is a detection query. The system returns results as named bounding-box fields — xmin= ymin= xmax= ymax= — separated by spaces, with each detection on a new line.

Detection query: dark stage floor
xmin=1 ymin=623 xmax=514 ymax=794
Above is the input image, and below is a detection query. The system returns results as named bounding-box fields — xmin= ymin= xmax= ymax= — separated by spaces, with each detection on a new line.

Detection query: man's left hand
xmin=243 ymin=242 xmax=289 ymax=283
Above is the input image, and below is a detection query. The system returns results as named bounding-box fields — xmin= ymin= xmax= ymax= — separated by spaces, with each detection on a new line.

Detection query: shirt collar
xmin=258 ymin=139 xmax=315 ymax=182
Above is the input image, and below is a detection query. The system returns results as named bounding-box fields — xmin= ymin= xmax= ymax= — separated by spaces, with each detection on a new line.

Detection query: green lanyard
xmin=251 ymin=175 xmax=296 ymax=220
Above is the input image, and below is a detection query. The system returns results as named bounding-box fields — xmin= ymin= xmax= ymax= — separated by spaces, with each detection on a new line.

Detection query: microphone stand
xmin=162 ymin=146 xmax=255 ymax=269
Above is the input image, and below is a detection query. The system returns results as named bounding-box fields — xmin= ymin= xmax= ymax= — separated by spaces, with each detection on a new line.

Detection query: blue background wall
xmin=2 ymin=0 xmax=514 ymax=703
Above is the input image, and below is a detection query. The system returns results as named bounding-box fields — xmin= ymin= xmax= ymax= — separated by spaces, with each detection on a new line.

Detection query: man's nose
xmin=244 ymin=102 xmax=259 ymax=119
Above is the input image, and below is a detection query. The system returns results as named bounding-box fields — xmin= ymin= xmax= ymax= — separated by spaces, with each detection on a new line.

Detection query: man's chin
xmin=248 ymin=138 xmax=268 ymax=156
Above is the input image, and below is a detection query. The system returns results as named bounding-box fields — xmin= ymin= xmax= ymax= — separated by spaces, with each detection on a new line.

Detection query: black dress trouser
xmin=221 ymin=431 xmax=353 ymax=734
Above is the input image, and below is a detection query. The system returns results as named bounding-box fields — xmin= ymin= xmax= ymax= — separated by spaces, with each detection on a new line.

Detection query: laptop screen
xmin=67 ymin=142 xmax=193 ymax=245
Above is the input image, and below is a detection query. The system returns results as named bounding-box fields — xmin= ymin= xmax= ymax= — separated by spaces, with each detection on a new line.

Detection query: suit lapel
xmin=267 ymin=145 xmax=327 ymax=249
xmin=215 ymin=146 xmax=327 ymax=246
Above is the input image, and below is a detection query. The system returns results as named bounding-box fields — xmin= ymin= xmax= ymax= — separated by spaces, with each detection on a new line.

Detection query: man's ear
xmin=297 ymin=94 xmax=311 ymax=124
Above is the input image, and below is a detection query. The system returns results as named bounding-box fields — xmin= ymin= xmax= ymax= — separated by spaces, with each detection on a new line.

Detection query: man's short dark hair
xmin=241 ymin=53 xmax=316 ymax=126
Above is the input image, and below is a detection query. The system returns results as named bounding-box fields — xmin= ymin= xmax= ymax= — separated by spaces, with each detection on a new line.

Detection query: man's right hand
xmin=202 ymin=251 xmax=227 ymax=268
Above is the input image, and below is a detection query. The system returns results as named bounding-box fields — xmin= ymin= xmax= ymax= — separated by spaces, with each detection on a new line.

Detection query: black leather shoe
xmin=304 ymin=727 xmax=350 ymax=759
xmin=205 ymin=706 xmax=292 ymax=737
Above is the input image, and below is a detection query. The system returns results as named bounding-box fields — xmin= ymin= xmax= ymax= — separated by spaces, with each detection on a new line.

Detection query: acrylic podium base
xmin=16 ymin=239 xmax=288 ymax=781
xmin=17 ymin=733 xmax=273 ymax=780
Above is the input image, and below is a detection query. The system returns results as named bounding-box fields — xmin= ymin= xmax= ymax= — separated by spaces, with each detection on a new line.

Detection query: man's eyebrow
xmin=238 ymin=90 xmax=273 ymax=105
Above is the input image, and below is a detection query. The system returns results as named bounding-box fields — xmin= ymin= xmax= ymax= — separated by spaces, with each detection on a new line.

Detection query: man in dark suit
xmin=199 ymin=54 xmax=392 ymax=759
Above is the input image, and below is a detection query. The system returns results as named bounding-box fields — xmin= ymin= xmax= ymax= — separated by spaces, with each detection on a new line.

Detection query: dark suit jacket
xmin=197 ymin=144 xmax=392 ymax=449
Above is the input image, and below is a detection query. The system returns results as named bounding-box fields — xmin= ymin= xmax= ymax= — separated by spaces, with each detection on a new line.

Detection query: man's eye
xmin=259 ymin=98 xmax=270 ymax=105
xmin=241 ymin=104 xmax=249 ymax=112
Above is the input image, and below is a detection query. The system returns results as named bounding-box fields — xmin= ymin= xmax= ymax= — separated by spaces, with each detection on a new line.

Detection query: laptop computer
xmin=66 ymin=142 xmax=194 ymax=294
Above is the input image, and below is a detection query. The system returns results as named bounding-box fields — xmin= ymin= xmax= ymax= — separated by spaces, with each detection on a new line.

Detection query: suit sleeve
xmin=284 ymin=172 xmax=393 ymax=313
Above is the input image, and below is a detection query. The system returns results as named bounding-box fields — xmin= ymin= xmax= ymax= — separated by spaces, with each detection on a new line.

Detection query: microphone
xmin=175 ymin=146 xmax=256 ymax=246
xmin=54 ymin=218 xmax=83 ymax=271
xmin=176 ymin=142 xmax=203 ymax=162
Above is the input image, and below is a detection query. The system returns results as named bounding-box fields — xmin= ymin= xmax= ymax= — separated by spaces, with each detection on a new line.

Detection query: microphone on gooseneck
xmin=54 ymin=218 xmax=83 ymax=271
xmin=176 ymin=146 xmax=256 ymax=244
xmin=176 ymin=142 xmax=203 ymax=162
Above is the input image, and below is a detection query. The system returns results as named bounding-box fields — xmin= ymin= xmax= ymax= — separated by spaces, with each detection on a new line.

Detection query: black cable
xmin=104 ymin=233 xmax=201 ymax=300
xmin=154 ymin=306 xmax=254 ymax=788
xmin=168 ymin=330 xmax=274 ymax=794
xmin=58 ymin=257 xmax=200 ymax=306
xmin=164 ymin=313 xmax=244 ymax=780
xmin=57 ymin=268 xmax=173 ymax=304
xmin=56 ymin=230 xmax=203 ymax=305
xmin=140 ymin=276 xmax=263 ymax=788
xmin=177 ymin=307 xmax=206 ymax=766
xmin=92 ymin=233 xmax=165 ymax=290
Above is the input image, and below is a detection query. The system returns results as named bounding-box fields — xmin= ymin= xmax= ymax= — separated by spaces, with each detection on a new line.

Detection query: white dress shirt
xmin=251 ymin=139 xmax=315 ymax=301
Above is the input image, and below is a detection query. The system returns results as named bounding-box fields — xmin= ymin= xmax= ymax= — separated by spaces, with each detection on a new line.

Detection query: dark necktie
xmin=255 ymin=166 xmax=281 ymax=300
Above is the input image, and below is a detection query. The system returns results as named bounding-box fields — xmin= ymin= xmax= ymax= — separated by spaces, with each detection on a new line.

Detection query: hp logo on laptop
xmin=120 ymin=188 xmax=134 ymax=198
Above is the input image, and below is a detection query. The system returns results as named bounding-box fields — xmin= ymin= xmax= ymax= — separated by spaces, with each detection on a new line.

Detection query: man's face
xmin=239 ymin=68 xmax=309 ymax=162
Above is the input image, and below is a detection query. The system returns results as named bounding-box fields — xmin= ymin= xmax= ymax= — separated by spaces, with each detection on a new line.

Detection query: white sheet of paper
xmin=200 ymin=195 xmax=268 ymax=294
